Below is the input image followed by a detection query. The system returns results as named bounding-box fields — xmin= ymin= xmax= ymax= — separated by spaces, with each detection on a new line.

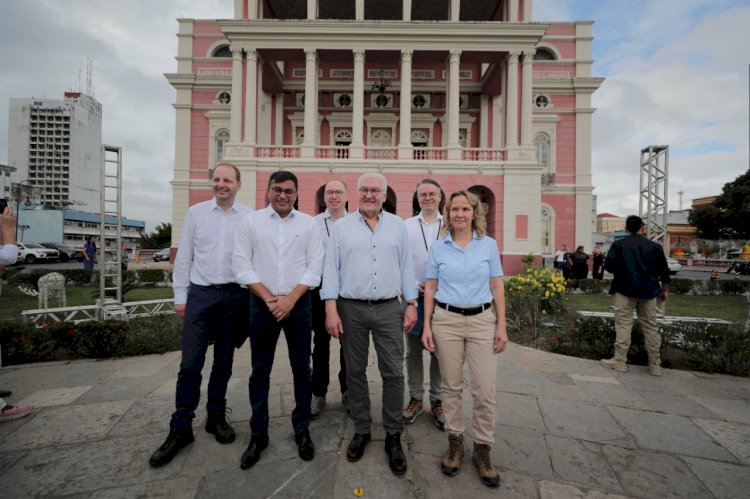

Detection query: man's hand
xmin=659 ymin=290 xmax=668 ymax=302
xmin=268 ymin=295 xmax=296 ymax=321
xmin=326 ymin=311 xmax=344 ymax=339
xmin=175 ymin=304 xmax=186 ymax=319
xmin=403 ymin=304 xmax=417 ymax=332
xmin=421 ymin=328 xmax=435 ymax=353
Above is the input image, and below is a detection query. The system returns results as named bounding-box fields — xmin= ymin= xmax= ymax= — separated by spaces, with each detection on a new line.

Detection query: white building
xmin=8 ymin=92 xmax=102 ymax=212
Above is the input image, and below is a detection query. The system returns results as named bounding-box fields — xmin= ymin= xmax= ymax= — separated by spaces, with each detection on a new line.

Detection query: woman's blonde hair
xmin=440 ymin=190 xmax=487 ymax=238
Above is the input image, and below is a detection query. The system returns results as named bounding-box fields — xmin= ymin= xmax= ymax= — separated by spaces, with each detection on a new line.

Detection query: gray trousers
xmin=404 ymin=331 xmax=441 ymax=403
xmin=338 ymin=299 xmax=405 ymax=435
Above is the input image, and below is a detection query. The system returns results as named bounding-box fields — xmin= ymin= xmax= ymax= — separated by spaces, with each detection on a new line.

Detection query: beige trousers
xmin=432 ymin=306 xmax=497 ymax=445
xmin=612 ymin=292 xmax=661 ymax=365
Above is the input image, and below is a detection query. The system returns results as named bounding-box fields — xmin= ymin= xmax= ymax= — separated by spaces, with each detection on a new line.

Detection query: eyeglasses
xmin=325 ymin=190 xmax=345 ymax=197
xmin=270 ymin=186 xmax=297 ymax=196
xmin=418 ymin=192 xmax=439 ymax=199
xmin=358 ymin=188 xmax=383 ymax=196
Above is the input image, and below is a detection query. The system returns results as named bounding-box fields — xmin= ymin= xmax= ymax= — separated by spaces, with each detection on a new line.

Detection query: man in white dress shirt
xmin=233 ymin=170 xmax=324 ymax=469
xmin=150 ymin=163 xmax=251 ymax=467
xmin=403 ymin=179 xmax=445 ymax=429
xmin=310 ymin=179 xmax=349 ymax=417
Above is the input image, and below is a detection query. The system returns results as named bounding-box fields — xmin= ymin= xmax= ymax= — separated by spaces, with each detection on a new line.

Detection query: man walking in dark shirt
xmin=600 ymin=215 xmax=671 ymax=376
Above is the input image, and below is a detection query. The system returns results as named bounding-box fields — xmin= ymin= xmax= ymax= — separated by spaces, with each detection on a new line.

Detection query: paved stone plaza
xmin=0 ymin=340 xmax=748 ymax=498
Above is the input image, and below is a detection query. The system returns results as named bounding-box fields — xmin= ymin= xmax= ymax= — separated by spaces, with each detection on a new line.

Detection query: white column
xmin=355 ymin=0 xmax=364 ymax=20
xmin=523 ymin=0 xmax=532 ymax=21
xmin=505 ymin=50 xmax=520 ymax=148
xmin=480 ymin=95 xmax=489 ymax=148
xmin=403 ymin=0 xmax=412 ymax=20
xmin=450 ymin=0 xmax=460 ymax=21
xmin=302 ymin=49 xmax=318 ymax=157
xmin=350 ymin=48 xmax=365 ymax=158
xmin=243 ymin=48 xmax=258 ymax=147
xmin=247 ymin=0 xmax=258 ymax=19
xmin=234 ymin=0 xmax=244 ymax=19
xmin=509 ymin=0 xmax=519 ymax=22
xmin=447 ymin=49 xmax=462 ymax=159
xmin=398 ymin=49 xmax=413 ymax=158
xmin=229 ymin=46 xmax=243 ymax=142
xmin=521 ymin=49 xmax=535 ymax=146
xmin=307 ymin=0 xmax=316 ymax=20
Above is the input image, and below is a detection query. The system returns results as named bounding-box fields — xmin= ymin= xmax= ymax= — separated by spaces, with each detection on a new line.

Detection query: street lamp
xmin=18 ymin=224 xmax=30 ymax=241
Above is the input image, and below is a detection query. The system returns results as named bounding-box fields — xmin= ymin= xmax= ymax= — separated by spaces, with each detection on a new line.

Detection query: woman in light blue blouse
xmin=421 ymin=190 xmax=507 ymax=488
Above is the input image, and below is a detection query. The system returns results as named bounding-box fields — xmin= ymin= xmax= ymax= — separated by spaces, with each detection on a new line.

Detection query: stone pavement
xmin=0 ymin=340 xmax=748 ymax=498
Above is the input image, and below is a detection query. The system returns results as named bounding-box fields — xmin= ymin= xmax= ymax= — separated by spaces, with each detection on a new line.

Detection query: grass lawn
xmin=0 ymin=285 xmax=174 ymax=322
xmin=564 ymin=293 xmax=749 ymax=326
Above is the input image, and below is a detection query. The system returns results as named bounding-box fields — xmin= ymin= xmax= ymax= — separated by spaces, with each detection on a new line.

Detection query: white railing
xmin=315 ymin=146 xmax=350 ymax=159
xmin=463 ymin=148 xmax=506 ymax=161
xmin=365 ymin=147 xmax=396 ymax=160
xmin=413 ymin=147 xmax=447 ymax=160
xmin=255 ymin=146 xmax=301 ymax=158
xmin=21 ymin=299 xmax=175 ymax=325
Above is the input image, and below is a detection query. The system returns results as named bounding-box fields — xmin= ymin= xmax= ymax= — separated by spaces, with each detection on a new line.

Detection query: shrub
xmin=719 ymin=280 xmax=749 ymax=295
xmin=506 ymin=266 xmax=566 ymax=346
xmin=578 ymin=279 xmax=609 ymax=294
xmin=137 ymin=269 xmax=168 ymax=285
xmin=669 ymin=278 xmax=694 ymax=295
xmin=693 ymin=279 xmax=720 ymax=296
xmin=120 ymin=315 xmax=182 ymax=356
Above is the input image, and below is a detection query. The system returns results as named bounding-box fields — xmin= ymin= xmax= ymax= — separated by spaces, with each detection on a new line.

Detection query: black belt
xmin=435 ymin=300 xmax=492 ymax=316
xmin=340 ymin=297 xmax=398 ymax=305
xmin=194 ymin=282 xmax=240 ymax=289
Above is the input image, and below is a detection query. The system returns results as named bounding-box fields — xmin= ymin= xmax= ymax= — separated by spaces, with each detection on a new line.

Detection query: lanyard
xmin=419 ymin=218 xmax=441 ymax=252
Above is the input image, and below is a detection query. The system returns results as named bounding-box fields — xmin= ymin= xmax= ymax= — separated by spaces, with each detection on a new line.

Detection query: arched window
xmin=541 ymin=206 xmax=553 ymax=256
xmin=335 ymin=130 xmax=352 ymax=145
xmin=213 ymin=45 xmax=232 ymax=58
xmin=411 ymin=130 xmax=428 ymax=147
xmin=535 ymin=132 xmax=550 ymax=171
xmin=216 ymin=129 xmax=230 ymax=162
xmin=371 ymin=130 xmax=391 ymax=146
xmin=534 ymin=48 xmax=556 ymax=61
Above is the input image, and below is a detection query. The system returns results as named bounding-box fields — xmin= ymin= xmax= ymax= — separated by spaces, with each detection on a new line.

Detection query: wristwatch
xmin=407 ymin=300 xmax=418 ymax=309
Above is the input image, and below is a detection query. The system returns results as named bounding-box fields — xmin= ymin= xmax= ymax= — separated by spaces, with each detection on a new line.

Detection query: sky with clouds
xmin=1 ymin=0 xmax=748 ymax=231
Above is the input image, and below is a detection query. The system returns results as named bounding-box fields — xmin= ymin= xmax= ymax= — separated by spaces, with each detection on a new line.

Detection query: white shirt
xmin=313 ymin=209 xmax=349 ymax=254
xmin=172 ymin=198 xmax=251 ymax=305
xmin=233 ymin=205 xmax=324 ymax=295
xmin=0 ymin=244 xmax=19 ymax=266
xmin=404 ymin=212 xmax=443 ymax=285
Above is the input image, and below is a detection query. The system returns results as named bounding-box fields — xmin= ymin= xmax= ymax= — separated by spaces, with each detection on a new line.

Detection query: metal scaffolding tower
xmin=639 ymin=145 xmax=669 ymax=245
xmin=98 ymin=145 xmax=125 ymax=318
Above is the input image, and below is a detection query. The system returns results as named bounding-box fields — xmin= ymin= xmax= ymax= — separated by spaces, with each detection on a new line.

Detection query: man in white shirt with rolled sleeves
xmin=150 ymin=163 xmax=251 ymax=468
xmin=233 ymin=170 xmax=324 ymax=470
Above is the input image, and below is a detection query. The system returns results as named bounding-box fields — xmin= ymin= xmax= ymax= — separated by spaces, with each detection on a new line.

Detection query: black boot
xmin=205 ymin=413 xmax=236 ymax=444
xmin=295 ymin=429 xmax=315 ymax=461
xmin=149 ymin=428 xmax=194 ymax=467
xmin=240 ymin=437 xmax=269 ymax=469
xmin=385 ymin=432 xmax=407 ymax=475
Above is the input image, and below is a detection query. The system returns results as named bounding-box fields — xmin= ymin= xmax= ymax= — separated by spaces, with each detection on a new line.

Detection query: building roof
xmin=597 ymin=212 xmax=622 ymax=219
xmin=63 ymin=209 xmax=145 ymax=229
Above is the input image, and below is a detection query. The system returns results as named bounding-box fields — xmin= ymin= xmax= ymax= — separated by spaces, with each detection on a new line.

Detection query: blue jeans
xmin=249 ymin=293 xmax=313 ymax=439
xmin=170 ymin=283 xmax=250 ymax=430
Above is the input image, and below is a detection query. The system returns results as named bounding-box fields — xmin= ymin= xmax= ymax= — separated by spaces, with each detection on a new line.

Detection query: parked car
xmin=666 ymin=257 xmax=682 ymax=275
xmin=726 ymin=248 xmax=741 ymax=259
xmin=41 ymin=242 xmax=84 ymax=263
xmin=153 ymin=248 xmax=171 ymax=262
xmin=16 ymin=243 xmax=59 ymax=264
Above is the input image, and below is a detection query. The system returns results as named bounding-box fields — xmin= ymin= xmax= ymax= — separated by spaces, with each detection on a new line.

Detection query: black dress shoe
xmin=205 ymin=414 xmax=236 ymax=444
xmin=0 ymin=389 xmax=11 ymax=398
xmin=295 ymin=430 xmax=315 ymax=461
xmin=346 ymin=432 xmax=371 ymax=462
xmin=149 ymin=428 xmax=194 ymax=467
xmin=385 ymin=432 xmax=407 ymax=475
xmin=240 ymin=438 xmax=268 ymax=469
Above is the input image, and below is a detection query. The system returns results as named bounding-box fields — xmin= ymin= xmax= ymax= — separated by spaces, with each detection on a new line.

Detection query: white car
xmin=666 ymin=257 xmax=682 ymax=275
xmin=16 ymin=242 xmax=60 ymax=264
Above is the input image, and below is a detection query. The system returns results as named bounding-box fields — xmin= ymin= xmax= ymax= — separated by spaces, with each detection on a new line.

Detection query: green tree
xmin=689 ymin=170 xmax=750 ymax=240
xmin=140 ymin=222 xmax=172 ymax=249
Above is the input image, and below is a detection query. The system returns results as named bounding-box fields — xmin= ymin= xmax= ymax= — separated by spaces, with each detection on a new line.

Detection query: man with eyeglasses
xmin=233 ymin=171 xmax=324 ymax=469
xmin=310 ymin=180 xmax=350 ymax=418
xmin=150 ymin=163 xmax=251 ymax=467
xmin=403 ymin=179 xmax=446 ymax=429
xmin=321 ymin=172 xmax=418 ymax=476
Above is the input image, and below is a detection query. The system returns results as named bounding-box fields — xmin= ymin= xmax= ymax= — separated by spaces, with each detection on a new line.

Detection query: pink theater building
xmin=166 ymin=0 xmax=603 ymax=274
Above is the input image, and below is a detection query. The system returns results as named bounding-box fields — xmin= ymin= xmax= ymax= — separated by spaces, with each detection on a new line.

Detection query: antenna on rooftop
xmin=677 ymin=190 xmax=684 ymax=211
xmin=86 ymin=58 xmax=93 ymax=96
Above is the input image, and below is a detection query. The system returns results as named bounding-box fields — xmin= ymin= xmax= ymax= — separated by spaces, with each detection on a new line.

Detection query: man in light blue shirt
xmin=150 ymin=163 xmax=251 ymax=468
xmin=233 ymin=170 xmax=324 ymax=470
xmin=321 ymin=172 xmax=418 ymax=476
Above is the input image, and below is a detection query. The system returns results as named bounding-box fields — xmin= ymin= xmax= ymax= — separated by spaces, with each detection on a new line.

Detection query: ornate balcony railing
xmin=316 ymin=146 xmax=350 ymax=159
xmin=462 ymin=148 xmax=506 ymax=161
xmin=243 ymin=145 xmax=507 ymax=162
xmin=256 ymin=145 xmax=301 ymax=158
xmin=413 ymin=147 xmax=447 ymax=160
xmin=365 ymin=147 xmax=396 ymax=160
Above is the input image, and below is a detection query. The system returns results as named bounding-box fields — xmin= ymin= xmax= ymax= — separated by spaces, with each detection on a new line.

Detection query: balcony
xmin=234 ymin=145 xmax=506 ymax=163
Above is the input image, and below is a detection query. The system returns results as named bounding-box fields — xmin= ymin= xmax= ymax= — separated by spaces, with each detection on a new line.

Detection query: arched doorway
xmin=467 ymin=185 xmax=496 ymax=239
xmin=383 ymin=186 xmax=397 ymax=214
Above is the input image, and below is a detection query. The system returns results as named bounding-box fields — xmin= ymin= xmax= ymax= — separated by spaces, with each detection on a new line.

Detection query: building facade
xmin=8 ymin=92 xmax=103 ymax=212
xmin=166 ymin=0 xmax=603 ymax=274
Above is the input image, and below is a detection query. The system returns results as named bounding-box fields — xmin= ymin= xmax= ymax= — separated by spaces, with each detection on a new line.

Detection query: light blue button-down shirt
xmin=172 ymin=198 xmax=252 ymax=305
xmin=426 ymin=232 xmax=503 ymax=307
xmin=320 ymin=210 xmax=418 ymax=302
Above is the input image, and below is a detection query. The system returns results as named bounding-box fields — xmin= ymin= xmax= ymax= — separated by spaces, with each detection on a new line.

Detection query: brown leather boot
xmin=473 ymin=443 xmax=500 ymax=488
xmin=440 ymin=433 xmax=464 ymax=476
